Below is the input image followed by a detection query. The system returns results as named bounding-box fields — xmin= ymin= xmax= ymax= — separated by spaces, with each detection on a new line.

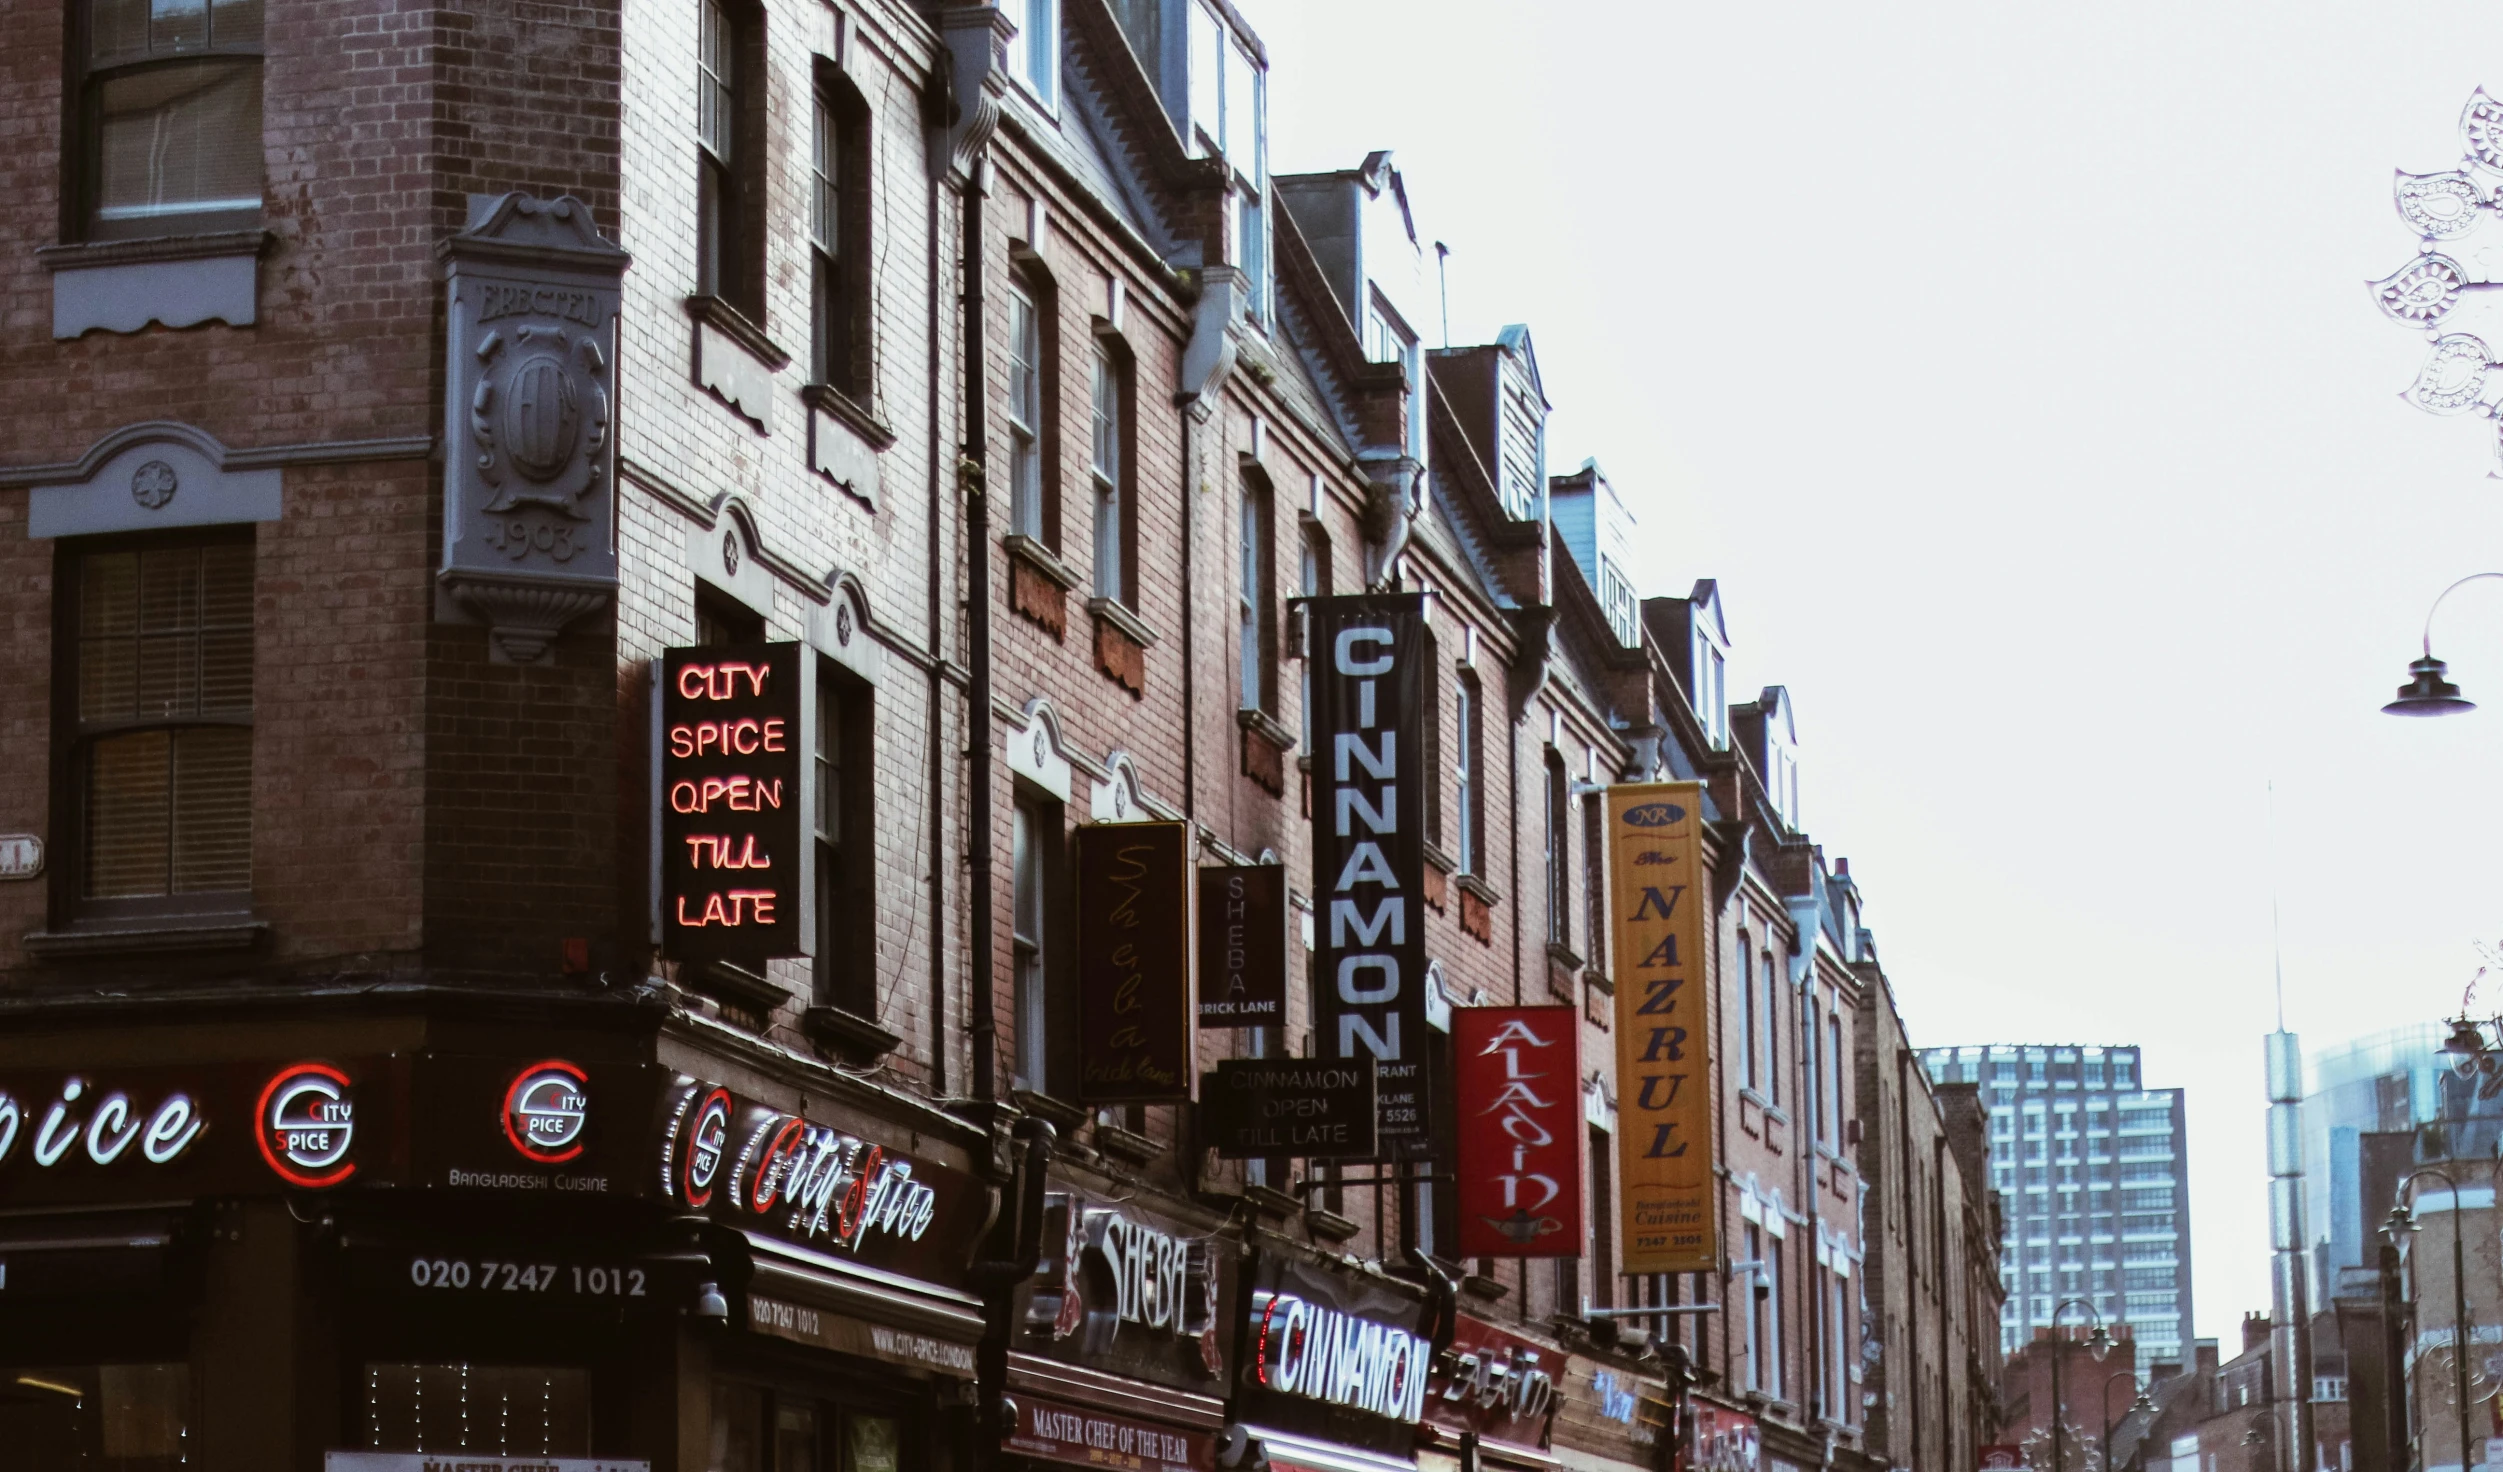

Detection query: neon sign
xmin=254 ymin=1063 xmax=357 ymax=1188
xmin=502 ymin=1060 xmax=589 ymax=1164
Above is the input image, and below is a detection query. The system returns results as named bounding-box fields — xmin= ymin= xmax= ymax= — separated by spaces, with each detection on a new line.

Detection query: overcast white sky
xmin=1250 ymin=0 xmax=2503 ymax=1345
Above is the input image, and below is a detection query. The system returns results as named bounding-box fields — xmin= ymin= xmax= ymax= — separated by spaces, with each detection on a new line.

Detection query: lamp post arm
xmin=2419 ymin=573 xmax=2503 ymax=658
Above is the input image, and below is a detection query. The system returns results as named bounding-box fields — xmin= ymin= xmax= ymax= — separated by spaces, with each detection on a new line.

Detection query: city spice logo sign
xmin=657 ymin=1079 xmax=939 ymax=1255
xmin=257 ymin=1062 xmax=358 ymax=1188
xmin=503 ymin=1061 xmax=589 ymax=1164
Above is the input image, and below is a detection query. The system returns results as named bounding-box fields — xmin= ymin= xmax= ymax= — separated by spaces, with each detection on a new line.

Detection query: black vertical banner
xmin=1197 ymin=864 xmax=1287 ymax=1025
xmin=658 ymin=641 xmax=815 ymax=966
xmin=1306 ymin=594 xmax=1431 ymax=1158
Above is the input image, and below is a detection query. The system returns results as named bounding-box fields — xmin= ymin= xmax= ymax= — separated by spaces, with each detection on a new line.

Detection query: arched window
xmin=1237 ymin=470 xmax=1275 ymax=713
xmin=1453 ymin=673 xmax=1481 ymax=874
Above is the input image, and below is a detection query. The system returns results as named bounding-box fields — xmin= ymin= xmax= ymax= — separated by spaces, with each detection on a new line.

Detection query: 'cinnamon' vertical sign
xmin=658 ymin=642 xmax=815 ymax=966
xmin=1306 ymin=593 xmax=1432 ymax=1158
xmin=1453 ymin=1005 xmax=1583 ymax=1258
xmin=1607 ymin=781 xmax=1716 ymax=1273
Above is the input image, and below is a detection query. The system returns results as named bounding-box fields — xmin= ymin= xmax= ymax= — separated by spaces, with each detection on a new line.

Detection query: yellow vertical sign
xmin=1608 ymin=781 xmax=1717 ymax=1273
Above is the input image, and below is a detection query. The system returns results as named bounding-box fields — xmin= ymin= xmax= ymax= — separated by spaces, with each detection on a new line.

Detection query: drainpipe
xmin=923 ymin=164 xmax=949 ymax=1094
xmin=1176 ymin=266 xmax=1241 ymax=822
xmin=1785 ymin=892 xmax=1824 ymax=1429
xmin=933 ymin=5 xmax=1008 ymax=1107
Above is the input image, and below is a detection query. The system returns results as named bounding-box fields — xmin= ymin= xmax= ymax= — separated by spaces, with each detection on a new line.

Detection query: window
xmin=812 ymin=667 xmax=874 ymax=1016
xmin=697 ymin=0 xmax=764 ymax=322
xmin=810 ymin=71 xmax=873 ymax=400
xmin=1011 ymin=793 xmax=1063 ymax=1095
xmin=1738 ymin=937 xmax=1758 ymax=1090
xmin=1298 ymin=522 xmax=1330 ymax=750
xmin=362 ymin=1365 xmax=588 ymax=1456
xmin=63 ymin=537 xmax=253 ymax=921
xmin=1005 ymin=275 xmax=1054 ymax=544
xmin=1692 ymin=627 xmax=1726 ymax=747
xmin=0 ymin=1363 xmax=191 ymax=1470
xmin=1454 ymin=674 xmax=1481 ymax=873
xmin=709 ymin=1379 xmax=902 ymax=1472
xmin=1588 ymin=1125 xmax=1614 ymax=1309
xmin=1009 ymin=0 xmax=1056 ymax=108
xmin=1089 ymin=340 xmax=1132 ymax=605
xmin=1582 ymin=784 xmax=1606 ymax=973
xmin=73 ymin=0 xmax=265 ymax=241
xmin=1827 ymin=1015 xmax=1844 ymax=1144
xmin=1761 ymin=949 xmax=1781 ymax=1108
xmin=695 ymin=587 xmax=763 ymax=647
xmin=1545 ymin=753 xmax=1570 ymax=951
xmin=1421 ymin=633 xmax=1443 ymax=849
xmin=1237 ymin=473 xmax=1274 ymax=713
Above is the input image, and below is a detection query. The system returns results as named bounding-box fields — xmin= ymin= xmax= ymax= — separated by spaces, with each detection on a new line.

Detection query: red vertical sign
xmin=1453 ymin=1005 xmax=1583 ymax=1258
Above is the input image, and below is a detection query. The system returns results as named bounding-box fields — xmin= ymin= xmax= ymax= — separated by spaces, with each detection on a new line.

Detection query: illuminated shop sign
xmin=503 ymin=1060 xmax=590 ymax=1163
xmin=654 ymin=1076 xmax=984 ymax=1286
xmin=656 ymin=642 xmax=815 ymax=964
xmin=1249 ymin=1289 xmax=1431 ymax=1421
xmin=1235 ymin=1253 xmax=1434 ymax=1453
xmin=255 ymin=1063 xmax=359 ymax=1188
xmin=0 ymin=1080 xmax=204 ymax=1171
xmin=1424 ymin=1315 xmax=1559 ymax=1453
xmin=1023 ymin=1194 xmax=1223 ymax=1378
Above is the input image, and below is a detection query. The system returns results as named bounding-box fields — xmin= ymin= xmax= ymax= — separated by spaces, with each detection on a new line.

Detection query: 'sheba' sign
xmin=1305 ymin=594 xmax=1430 ymax=1156
xmin=1452 ymin=1006 xmax=1582 ymax=1258
xmin=658 ymin=642 xmax=814 ymax=964
xmin=1074 ymin=822 xmax=1194 ymax=1102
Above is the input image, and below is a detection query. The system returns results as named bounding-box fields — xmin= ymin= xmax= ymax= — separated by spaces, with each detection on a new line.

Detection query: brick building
xmin=0 ymin=2 xmax=2000 ymax=1471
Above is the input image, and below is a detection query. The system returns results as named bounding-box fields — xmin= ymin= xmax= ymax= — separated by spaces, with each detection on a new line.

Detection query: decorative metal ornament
xmin=2403 ymin=334 xmax=2494 ymax=414
xmin=2463 ymin=88 xmax=2503 ymax=174
xmin=2377 ymin=92 xmax=2503 ymax=475
xmin=2370 ymin=253 xmax=2469 ymax=326
xmin=2395 ymin=170 xmax=2486 ymax=240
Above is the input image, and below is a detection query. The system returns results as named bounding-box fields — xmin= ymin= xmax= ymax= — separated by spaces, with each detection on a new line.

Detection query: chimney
xmin=2241 ymin=1312 xmax=2272 ymax=1354
xmin=2195 ymin=1339 xmax=2220 ymax=1377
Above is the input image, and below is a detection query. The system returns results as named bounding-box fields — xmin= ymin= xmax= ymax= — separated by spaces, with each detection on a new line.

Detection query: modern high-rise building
xmin=2299 ymin=1023 xmax=2446 ymax=1301
xmin=1920 ymin=1044 xmax=2195 ymax=1367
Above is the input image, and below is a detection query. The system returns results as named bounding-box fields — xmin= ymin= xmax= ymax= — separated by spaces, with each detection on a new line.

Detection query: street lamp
xmin=2391 ymin=1169 xmax=2475 ymax=1472
xmin=2102 ymin=1371 xmax=2151 ymax=1472
xmin=2381 ymin=573 xmax=2503 ymax=715
xmin=2051 ymin=1298 xmax=2113 ymax=1472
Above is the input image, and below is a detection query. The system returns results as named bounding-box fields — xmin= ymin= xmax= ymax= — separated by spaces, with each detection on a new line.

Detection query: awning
xmin=740 ymin=1230 xmax=985 ymax=1379
xmin=1251 ymin=1425 xmax=1419 ymax=1472
xmin=1007 ymin=1351 xmax=1227 ymax=1430
xmin=0 ymin=1211 xmax=184 ymax=1298
xmin=1550 ymin=1445 xmax=1652 ymax=1472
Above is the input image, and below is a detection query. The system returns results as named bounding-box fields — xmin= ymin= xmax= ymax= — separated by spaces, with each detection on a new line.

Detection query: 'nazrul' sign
xmin=1607 ymin=782 xmax=1717 ymax=1273
xmin=1075 ymin=822 xmax=1194 ymax=1102
xmin=1452 ymin=1006 xmax=1582 ymax=1258
xmin=657 ymin=642 xmax=815 ymax=966
xmin=1304 ymin=594 xmax=1431 ymax=1157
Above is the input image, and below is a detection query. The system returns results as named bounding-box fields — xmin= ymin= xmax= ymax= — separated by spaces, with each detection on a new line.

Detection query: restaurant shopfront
xmin=0 ymin=1009 xmax=997 ymax=1472
xmin=1227 ymin=1247 xmax=1436 ymax=1472
xmin=999 ymin=1185 xmax=1230 ymax=1472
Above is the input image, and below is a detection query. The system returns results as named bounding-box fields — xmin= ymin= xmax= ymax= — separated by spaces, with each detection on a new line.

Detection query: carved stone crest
xmin=436 ymin=193 xmax=631 ymax=663
xmin=130 ymin=460 xmax=177 ymax=509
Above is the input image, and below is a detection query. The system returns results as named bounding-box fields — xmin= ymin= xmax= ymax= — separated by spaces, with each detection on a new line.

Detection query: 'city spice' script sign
xmin=1304 ymin=594 xmax=1431 ymax=1156
xmin=1075 ymin=822 xmax=1193 ymax=1102
xmin=1607 ymin=782 xmax=1716 ymax=1273
xmin=658 ymin=642 xmax=815 ymax=965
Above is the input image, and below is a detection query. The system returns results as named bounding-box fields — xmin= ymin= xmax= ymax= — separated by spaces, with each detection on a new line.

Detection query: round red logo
xmin=254 ymin=1063 xmax=357 ymax=1189
xmin=502 ymin=1060 xmax=589 ymax=1164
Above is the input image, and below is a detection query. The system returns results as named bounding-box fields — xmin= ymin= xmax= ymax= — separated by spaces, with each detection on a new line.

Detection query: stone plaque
xmin=438 ymin=193 xmax=630 ymax=663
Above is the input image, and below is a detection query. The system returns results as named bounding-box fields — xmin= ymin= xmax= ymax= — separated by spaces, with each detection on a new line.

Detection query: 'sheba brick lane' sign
xmin=659 ymin=642 xmax=814 ymax=964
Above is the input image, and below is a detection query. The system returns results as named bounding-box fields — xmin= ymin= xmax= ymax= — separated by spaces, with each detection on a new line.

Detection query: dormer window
xmin=1009 ymin=0 xmax=1058 ymax=110
xmin=1692 ymin=626 xmax=1727 ymax=748
xmin=1767 ymin=740 xmax=1799 ymax=830
xmin=1182 ymin=1 xmax=1266 ymax=324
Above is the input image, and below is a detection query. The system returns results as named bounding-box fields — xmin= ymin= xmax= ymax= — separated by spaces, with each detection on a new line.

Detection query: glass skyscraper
xmin=1920 ymin=1044 xmax=2193 ymax=1368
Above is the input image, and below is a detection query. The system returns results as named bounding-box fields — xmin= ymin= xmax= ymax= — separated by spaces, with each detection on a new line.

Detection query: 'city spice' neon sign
xmin=657 ymin=642 xmax=815 ymax=962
